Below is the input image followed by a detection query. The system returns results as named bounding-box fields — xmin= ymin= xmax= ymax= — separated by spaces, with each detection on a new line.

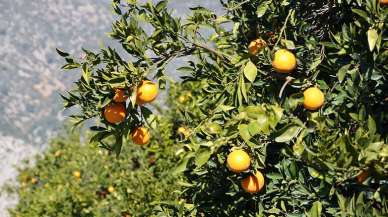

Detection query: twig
xmin=227 ymin=0 xmax=250 ymax=11
xmin=274 ymin=9 xmax=294 ymax=48
xmin=192 ymin=41 xmax=231 ymax=61
xmin=279 ymin=76 xmax=294 ymax=98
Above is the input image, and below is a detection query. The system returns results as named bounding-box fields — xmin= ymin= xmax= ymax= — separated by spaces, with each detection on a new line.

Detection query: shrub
xmin=8 ymin=116 xmax=183 ymax=217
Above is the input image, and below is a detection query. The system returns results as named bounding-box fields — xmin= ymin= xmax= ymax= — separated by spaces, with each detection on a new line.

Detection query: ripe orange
xmin=272 ymin=49 xmax=297 ymax=73
xmin=227 ymin=150 xmax=251 ymax=173
xmin=108 ymin=186 xmax=115 ymax=193
xmin=381 ymin=0 xmax=388 ymax=5
xmin=248 ymin=38 xmax=267 ymax=55
xmin=73 ymin=171 xmax=81 ymax=179
xmin=178 ymin=95 xmax=186 ymax=103
xmin=241 ymin=171 xmax=265 ymax=194
xmin=303 ymin=87 xmax=325 ymax=110
xmin=131 ymin=127 xmax=151 ymax=145
xmin=31 ymin=178 xmax=38 ymax=184
xmin=136 ymin=80 xmax=158 ymax=105
xmin=113 ymin=88 xmax=128 ymax=103
xmin=54 ymin=150 xmax=62 ymax=157
xmin=104 ymin=103 xmax=126 ymax=124
xmin=356 ymin=170 xmax=369 ymax=184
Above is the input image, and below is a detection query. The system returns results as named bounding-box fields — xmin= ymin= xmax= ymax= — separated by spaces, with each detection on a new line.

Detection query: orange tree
xmin=58 ymin=0 xmax=388 ymax=216
xmin=7 ymin=117 xmax=185 ymax=217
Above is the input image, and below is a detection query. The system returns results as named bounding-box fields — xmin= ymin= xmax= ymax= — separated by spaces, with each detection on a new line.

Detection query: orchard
xmin=9 ymin=0 xmax=388 ymax=216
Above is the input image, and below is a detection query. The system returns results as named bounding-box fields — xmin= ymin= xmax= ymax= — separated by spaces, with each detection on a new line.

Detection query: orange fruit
xmin=272 ymin=49 xmax=297 ymax=73
xmin=241 ymin=171 xmax=265 ymax=193
xmin=136 ymin=80 xmax=158 ymax=105
xmin=178 ymin=95 xmax=187 ymax=103
xmin=131 ymin=127 xmax=151 ymax=145
xmin=381 ymin=0 xmax=388 ymax=5
xmin=248 ymin=38 xmax=267 ymax=55
xmin=54 ymin=150 xmax=61 ymax=157
xmin=104 ymin=103 xmax=126 ymax=124
xmin=227 ymin=150 xmax=251 ymax=173
xmin=113 ymin=88 xmax=128 ymax=103
xmin=356 ymin=170 xmax=369 ymax=184
xmin=73 ymin=171 xmax=81 ymax=178
xmin=303 ymin=87 xmax=325 ymax=110
xmin=108 ymin=186 xmax=115 ymax=193
xmin=31 ymin=178 xmax=38 ymax=184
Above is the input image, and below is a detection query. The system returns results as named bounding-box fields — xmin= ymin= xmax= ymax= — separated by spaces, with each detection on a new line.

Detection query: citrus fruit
xmin=178 ymin=95 xmax=187 ymax=103
xmin=272 ymin=49 xmax=297 ymax=73
xmin=248 ymin=38 xmax=267 ymax=55
xmin=31 ymin=178 xmax=38 ymax=184
xmin=241 ymin=171 xmax=265 ymax=193
xmin=54 ymin=150 xmax=62 ymax=157
xmin=227 ymin=150 xmax=251 ymax=173
xmin=73 ymin=171 xmax=81 ymax=178
xmin=113 ymin=88 xmax=128 ymax=103
xmin=381 ymin=0 xmax=388 ymax=5
xmin=108 ymin=186 xmax=115 ymax=193
xmin=132 ymin=127 xmax=151 ymax=145
xmin=136 ymin=80 xmax=158 ymax=105
xmin=303 ymin=87 xmax=325 ymax=110
xmin=356 ymin=170 xmax=369 ymax=184
xmin=103 ymin=103 xmax=126 ymax=124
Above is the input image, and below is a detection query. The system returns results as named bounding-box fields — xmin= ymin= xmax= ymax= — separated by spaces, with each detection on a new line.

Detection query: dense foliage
xmin=7 ymin=116 xmax=184 ymax=217
xmin=9 ymin=0 xmax=388 ymax=216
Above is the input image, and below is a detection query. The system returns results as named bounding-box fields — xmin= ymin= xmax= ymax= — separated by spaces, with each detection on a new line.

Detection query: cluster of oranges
xmin=249 ymin=39 xmax=325 ymax=111
xmin=227 ymin=150 xmax=265 ymax=194
xmin=103 ymin=80 xmax=158 ymax=145
xmin=225 ymin=39 xmax=328 ymax=194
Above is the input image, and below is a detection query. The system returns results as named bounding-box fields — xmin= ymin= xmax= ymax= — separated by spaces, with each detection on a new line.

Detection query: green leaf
xmin=240 ymin=75 xmax=248 ymax=103
xmin=308 ymin=167 xmax=321 ymax=178
xmin=380 ymin=146 xmax=388 ymax=158
xmin=155 ymin=0 xmax=167 ymax=12
xmin=56 ymin=48 xmax=69 ymax=57
xmin=238 ymin=124 xmax=251 ymax=142
xmin=308 ymin=201 xmax=322 ymax=217
xmin=108 ymin=77 xmax=126 ymax=87
xmin=173 ymin=153 xmax=194 ymax=174
xmin=367 ymin=115 xmax=376 ymax=135
xmin=367 ymin=29 xmax=378 ymax=52
xmin=309 ymin=57 xmax=322 ymax=72
xmin=195 ymin=148 xmax=212 ymax=168
xmin=268 ymin=105 xmax=283 ymax=128
xmin=248 ymin=121 xmax=261 ymax=136
xmin=245 ymin=105 xmax=266 ymax=119
xmin=243 ymin=61 xmax=257 ymax=83
xmin=275 ymin=125 xmax=301 ymax=143
xmin=293 ymin=129 xmax=307 ymax=156
xmin=256 ymin=114 xmax=270 ymax=135
xmin=352 ymin=9 xmax=370 ymax=23
xmin=62 ymin=63 xmax=81 ymax=70
xmin=281 ymin=39 xmax=295 ymax=50
xmin=114 ymin=134 xmax=123 ymax=158
xmin=256 ymin=1 xmax=269 ymax=18
xmin=337 ymin=64 xmax=350 ymax=83
xmin=82 ymin=63 xmax=91 ymax=85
